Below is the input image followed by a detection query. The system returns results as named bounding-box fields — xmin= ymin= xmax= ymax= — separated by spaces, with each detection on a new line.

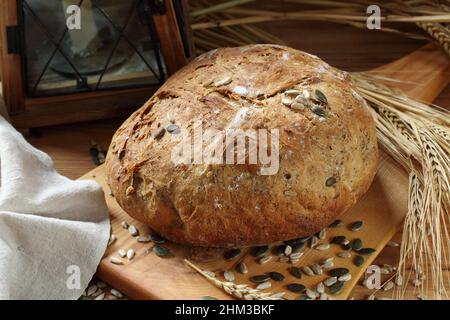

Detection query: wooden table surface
xmin=2 ymin=20 xmax=449 ymax=300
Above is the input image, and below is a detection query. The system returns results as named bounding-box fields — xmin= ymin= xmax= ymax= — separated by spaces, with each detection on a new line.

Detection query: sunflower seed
xmin=311 ymin=264 xmax=323 ymax=275
xmin=290 ymin=258 xmax=300 ymax=264
xmin=281 ymin=98 xmax=293 ymax=106
xmin=310 ymin=236 xmax=319 ymax=248
xmin=306 ymin=288 xmax=317 ymax=300
xmin=289 ymin=267 xmax=302 ymax=279
xmin=387 ymin=241 xmax=400 ymax=247
xmin=338 ymin=273 xmax=352 ymax=282
xmin=250 ymin=275 xmax=270 ymax=284
xmin=87 ymin=285 xmax=97 ymax=296
xmin=110 ymin=289 xmax=123 ymax=298
xmin=302 ymin=266 xmax=314 ymax=276
xmin=214 ymin=76 xmax=232 ymax=87
xmin=256 ymin=281 xmax=272 ymax=290
xmin=150 ymin=233 xmax=166 ymax=244
xmin=287 ymin=283 xmax=306 ymax=293
xmin=137 ymin=235 xmax=152 ymax=243
xmin=110 ymin=256 xmax=123 ymax=265
xmin=126 ymin=249 xmax=135 ymax=260
xmin=322 ymin=257 xmax=334 ymax=264
xmin=166 ymin=124 xmax=180 ymax=134
xmin=224 ymin=248 xmax=241 ymax=261
xmin=324 ymin=277 xmax=338 ymax=287
xmin=314 ymin=89 xmax=328 ymax=104
xmin=321 ymin=260 xmax=334 ymax=269
xmin=118 ymin=249 xmax=126 ymax=258
xmin=315 ymin=243 xmax=330 ymax=251
xmin=338 ymin=251 xmax=351 ymax=259
xmin=317 ymin=282 xmax=325 ymax=294
xmin=380 ymin=267 xmax=390 ymax=274
xmin=153 ymin=127 xmax=166 ymax=140
xmin=128 ymin=225 xmax=139 ymax=237
xmin=268 ymin=272 xmax=285 ymax=282
xmin=284 ymin=245 xmax=293 ymax=256
xmin=224 ymin=271 xmax=235 ymax=282
xmin=285 ymin=89 xmax=303 ymax=96
xmin=94 ymin=293 xmax=106 ymax=300
xmin=350 ymin=221 xmax=363 ymax=231
xmin=108 ymin=234 xmax=116 ymax=246
xmin=354 ymin=255 xmax=364 ymax=267
xmin=329 ymin=281 xmax=344 ymax=295
xmin=331 ymin=236 xmax=346 ymax=245
xmin=121 ymin=221 xmax=129 ymax=229
xmin=289 ymin=252 xmax=303 ymax=260
xmin=383 ymin=281 xmax=394 ymax=291
xmin=259 ymin=255 xmax=272 ymax=264
xmin=290 ymin=102 xmax=305 ymax=110
xmin=91 ymin=288 xmax=103 ymax=297
xmin=342 ymin=239 xmax=350 ymax=245
xmin=318 ymin=229 xmax=326 ymax=239
xmin=238 ymin=262 xmax=248 ymax=274
xmin=358 ymin=248 xmax=376 ymax=255
xmin=325 ymin=176 xmax=336 ymax=187
xmin=251 ymin=245 xmax=269 ymax=258
xmin=351 ymin=238 xmax=363 ymax=251
xmin=329 ymin=268 xmax=349 ymax=277
xmin=329 ymin=219 xmax=343 ymax=228
xmin=153 ymin=245 xmax=171 ymax=257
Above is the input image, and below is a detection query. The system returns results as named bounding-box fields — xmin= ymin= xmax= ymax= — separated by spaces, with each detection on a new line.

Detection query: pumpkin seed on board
xmin=358 ymin=248 xmax=376 ymax=255
xmin=268 ymin=272 xmax=285 ymax=282
xmin=350 ymin=221 xmax=363 ymax=231
xmin=150 ymin=233 xmax=166 ymax=244
xmin=329 ymin=281 xmax=344 ymax=295
xmin=329 ymin=219 xmax=343 ymax=228
xmin=251 ymin=245 xmax=269 ymax=258
xmin=354 ymin=255 xmax=364 ymax=267
xmin=287 ymin=283 xmax=306 ymax=293
xmin=250 ymin=275 xmax=270 ymax=284
xmin=329 ymin=268 xmax=349 ymax=277
xmin=224 ymin=248 xmax=241 ymax=261
xmin=153 ymin=245 xmax=171 ymax=257
xmin=351 ymin=238 xmax=363 ymax=251
xmin=289 ymin=267 xmax=302 ymax=279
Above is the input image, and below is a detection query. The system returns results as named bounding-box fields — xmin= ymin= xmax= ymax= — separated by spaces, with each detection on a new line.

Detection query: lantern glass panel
xmin=21 ymin=0 xmax=166 ymax=97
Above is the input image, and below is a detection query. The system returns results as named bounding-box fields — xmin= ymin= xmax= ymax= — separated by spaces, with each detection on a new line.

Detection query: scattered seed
xmin=317 ymin=282 xmax=325 ymax=294
xmin=250 ymin=275 xmax=270 ymax=284
xmin=310 ymin=236 xmax=319 ymax=248
xmin=259 ymin=255 xmax=272 ymax=264
xmin=238 ymin=262 xmax=248 ymax=274
xmin=110 ymin=289 xmax=123 ymax=298
xmin=214 ymin=76 xmax=232 ymax=87
xmin=287 ymin=283 xmax=306 ymax=293
xmin=311 ymin=264 xmax=323 ymax=275
xmin=329 ymin=281 xmax=344 ymax=295
xmin=321 ymin=259 xmax=334 ymax=269
xmin=137 ymin=235 xmax=152 ymax=243
xmin=224 ymin=271 xmax=235 ymax=282
xmin=354 ymin=255 xmax=364 ymax=267
xmin=285 ymin=89 xmax=303 ymax=96
xmin=338 ymin=273 xmax=352 ymax=282
xmin=342 ymin=239 xmax=350 ymax=245
xmin=150 ymin=233 xmax=166 ymax=244
xmin=324 ymin=277 xmax=337 ymax=287
xmin=256 ymin=281 xmax=272 ymax=290
xmin=291 ymin=102 xmax=305 ymax=110
xmin=329 ymin=268 xmax=349 ymax=277
xmin=268 ymin=272 xmax=285 ymax=282
xmin=358 ymin=248 xmax=376 ymax=255
xmin=302 ymin=266 xmax=314 ymax=276
xmin=331 ymin=236 xmax=346 ymax=245
xmin=289 ymin=267 xmax=302 ymax=279
xmin=284 ymin=245 xmax=293 ymax=256
xmin=383 ymin=281 xmax=394 ymax=291
xmin=314 ymin=89 xmax=328 ymax=104
xmin=108 ymin=234 xmax=116 ymax=246
xmin=351 ymin=238 xmax=363 ymax=251
xmin=166 ymin=124 xmax=180 ymax=134
xmin=325 ymin=176 xmax=336 ymax=187
xmin=318 ymin=229 xmax=326 ymax=240
xmin=290 ymin=258 xmax=300 ymax=264
xmin=306 ymin=288 xmax=317 ymax=300
xmin=322 ymin=257 xmax=334 ymax=264
xmin=281 ymin=98 xmax=293 ymax=106
xmin=350 ymin=221 xmax=363 ymax=231
xmin=279 ymin=256 xmax=290 ymax=263
xmin=153 ymin=245 xmax=171 ymax=257
xmin=128 ymin=225 xmax=139 ymax=237
xmin=315 ymin=243 xmax=330 ymax=251
xmin=118 ymin=249 xmax=126 ymax=258
xmin=289 ymin=252 xmax=303 ymax=260
xmin=110 ymin=257 xmax=123 ymax=265
xmin=153 ymin=127 xmax=166 ymax=140
xmin=126 ymin=249 xmax=135 ymax=260
xmin=329 ymin=219 xmax=343 ymax=228
xmin=224 ymin=248 xmax=241 ymax=261
xmin=121 ymin=221 xmax=129 ymax=229
xmin=251 ymin=245 xmax=269 ymax=258
xmin=387 ymin=241 xmax=400 ymax=247
xmin=338 ymin=251 xmax=351 ymax=259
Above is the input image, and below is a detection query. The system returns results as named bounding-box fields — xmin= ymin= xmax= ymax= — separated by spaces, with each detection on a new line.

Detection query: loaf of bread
xmin=105 ymin=44 xmax=378 ymax=247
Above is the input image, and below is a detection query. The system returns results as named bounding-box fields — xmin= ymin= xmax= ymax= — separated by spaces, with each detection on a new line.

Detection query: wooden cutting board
xmin=80 ymin=44 xmax=449 ymax=300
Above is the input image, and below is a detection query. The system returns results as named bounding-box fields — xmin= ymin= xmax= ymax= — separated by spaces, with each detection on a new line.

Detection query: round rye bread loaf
xmin=105 ymin=45 xmax=378 ymax=247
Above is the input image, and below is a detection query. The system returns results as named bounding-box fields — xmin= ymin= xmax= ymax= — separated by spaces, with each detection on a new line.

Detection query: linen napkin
xmin=0 ymin=115 xmax=110 ymax=300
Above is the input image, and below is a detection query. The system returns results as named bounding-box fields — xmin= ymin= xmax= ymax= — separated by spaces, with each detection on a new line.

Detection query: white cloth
xmin=0 ymin=116 xmax=110 ymax=299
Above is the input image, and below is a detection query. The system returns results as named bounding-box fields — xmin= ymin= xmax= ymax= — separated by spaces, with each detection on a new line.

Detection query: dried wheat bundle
xmin=352 ymin=73 xmax=450 ymax=300
xmin=189 ymin=0 xmax=450 ymax=57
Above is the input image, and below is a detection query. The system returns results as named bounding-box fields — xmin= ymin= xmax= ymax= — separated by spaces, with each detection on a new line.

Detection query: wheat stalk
xmin=417 ymin=22 xmax=450 ymax=57
xmin=184 ymin=259 xmax=285 ymax=300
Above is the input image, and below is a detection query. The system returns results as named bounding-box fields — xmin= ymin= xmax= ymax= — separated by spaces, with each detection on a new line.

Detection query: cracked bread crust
xmin=105 ymin=44 xmax=378 ymax=247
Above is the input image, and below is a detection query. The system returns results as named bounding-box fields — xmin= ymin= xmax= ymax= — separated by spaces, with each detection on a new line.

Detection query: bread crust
xmin=106 ymin=45 xmax=378 ymax=247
